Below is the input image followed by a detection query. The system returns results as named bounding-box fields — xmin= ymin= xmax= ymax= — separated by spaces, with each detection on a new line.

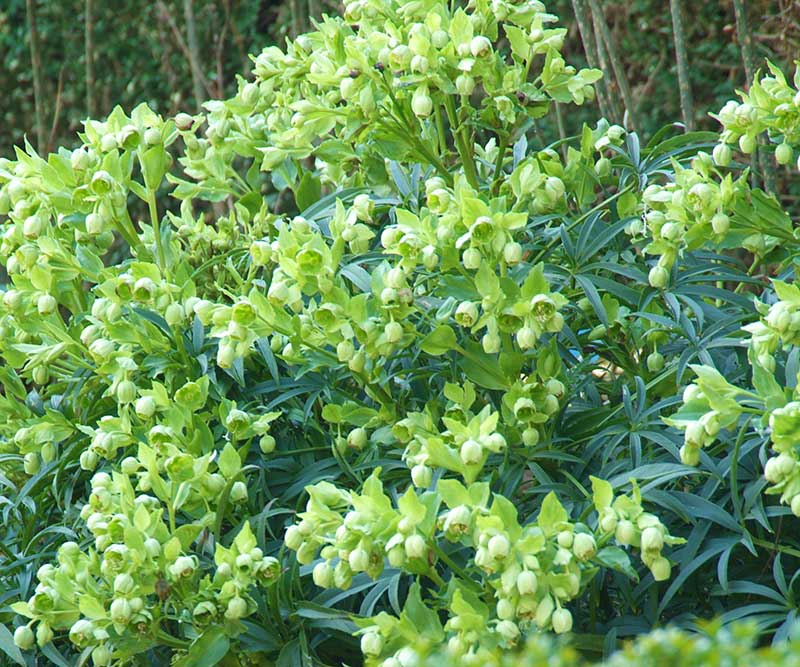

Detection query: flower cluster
xmin=633 ymin=153 xmax=763 ymax=287
xmin=592 ymin=478 xmax=684 ymax=581
xmin=286 ymin=470 xmax=681 ymax=661
xmin=712 ymin=61 xmax=800 ymax=169
xmin=11 ymin=470 xmax=278 ymax=662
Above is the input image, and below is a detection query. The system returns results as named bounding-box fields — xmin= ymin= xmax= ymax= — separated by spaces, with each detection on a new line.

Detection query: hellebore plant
xmin=3 ymin=0 xmax=800 ymax=665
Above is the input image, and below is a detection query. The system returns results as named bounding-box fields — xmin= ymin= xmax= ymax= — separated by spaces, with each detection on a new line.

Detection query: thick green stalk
xmin=148 ymin=190 xmax=167 ymax=274
xmin=444 ymin=95 xmax=480 ymax=189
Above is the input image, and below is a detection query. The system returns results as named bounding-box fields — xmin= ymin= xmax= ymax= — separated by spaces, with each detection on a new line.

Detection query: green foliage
xmin=419 ymin=623 xmax=800 ymax=667
xmin=2 ymin=0 xmax=800 ymax=666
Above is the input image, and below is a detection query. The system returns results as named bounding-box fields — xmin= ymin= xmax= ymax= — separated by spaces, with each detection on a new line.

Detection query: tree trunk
xmin=570 ymin=0 xmax=614 ymax=121
xmin=183 ymin=0 xmax=206 ymax=110
xmin=588 ymin=0 xmax=638 ymax=132
xmin=85 ymin=0 xmax=95 ymax=117
xmin=732 ymin=0 xmax=775 ymax=192
xmin=669 ymin=0 xmax=693 ymax=130
xmin=25 ymin=0 xmax=46 ymax=152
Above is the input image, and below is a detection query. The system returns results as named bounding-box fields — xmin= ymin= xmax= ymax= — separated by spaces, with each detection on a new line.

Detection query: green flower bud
xmin=544 ymin=176 xmax=565 ymax=200
xmin=599 ymin=511 xmax=618 ymax=533
xmin=488 ymin=534 xmax=510 ymax=559
xmin=552 ymin=607 xmax=573 ymax=634
xmin=712 ymin=143 xmax=732 ymax=167
xmin=36 ymin=293 xmax=57 ymax=317
xmin=482 ymin=331 xmax=501 ymax=354
xmin=23 ymin=452 xmax=40 ymax=475
xmin=285 ymin=525 xmax=303 ymax=551
xmin=13 ymin=625 xmax=34 ymax=650
xmin=711 ymin=212 xmax=730 ymax=235
xmin=496 ymin=619 xmax=520 ymax=644
xmin=404 ymin=534 xmax=426 ymax=559
xmin=646 ymin=351 xmax=664 ymax=372
xmin=460 ymin=439 xmax=483 ymax=465
xmin=257 ymin=433 xmax=276 ymax=454
xmin=313 ymin=561 xmax=334 ymax=588
xmin=165 ymin=453 xmax=195 ymax=482
xmin=517 ymin=569 xmax=538 ymax=595
xmin=456 ymin=74 xmax=476 ymax=96
xmin=31 ymin=364 xmax=48 ymax=384
xmin=650 ymin=556 xmax=671 ymax=581
xmin=680 ymin=444 xmax=700 ymax=466
xmin=3 ymin=289 xmax=22 ymax=310
xmin=791 ymin=495 xmax=800 ymax=517
xmin=35 ymin=622 xmax=53 ymax=647
xmin=503 ymin=241 xmax=522 ymax=265
xmin=470 ymin=35 xmax=492 ymax=57
xmin=462 ymin=247 xmax=481 ymax=269
xmin=361 ymin=631 xmax=384 ymax=657
xmin=776 ymin=142 xmax=793 ymax=165
xmin=384 ymin=321 xmax=403 ymax=343
xmin=522 ymin=428 xmax=540 ymax=447
xmin=347 ymin=428 xmax=368 ymax=450
xmin=165 ymin=302 xmax=185 ymax=327
xmin=648 ymin=265 xmax=669 ymax=288
xmin=595 ymin=157 xmax=612 ymax=177
xmin=615 ymin=519 xmax=636 ymax=545
xmin=41 ymin=442 xmax=56 ymax=463
xmin=739 ymin=134 xmax=756 ymax=154
xmin=91 ymin=170 xmax=114 ymax=195
xmin=517 ymin=327 xmax=539 ymax=350
xmin=116 ymin=380 xmax=137 ymax=404
xmin=535 ymin=594 xmax=555 ymax=629
xmin=349 ymin=547 xmax=369 ymax=572
xmin=110 ymin=597 xmax=132 ymax=624
xmin=114 ymin=573 xmax=135 ymax=595
xmin=144 ymin=127 xmax=162 ymax=146
xmin=557 ymin=530 xmax=573 ymax=548
xmin=230 ymin=480 xmax=248 ymax=503
xmin=135 ymin=395 xmax=157 ymax=419
xmin=640 ymin=526 xmax=664 ymax=552
xmin=226 ymin=596 xmax=248 ymax=620
xmin=455 ymin=301 xmax=479 ymax=328
xmin=337 ymin=339 xmax=355 ymax=362
xmin=71 ymin=148 xmax=90 ymax=171
xmin=144 ymin=538 xmax=161 ymax=558
xmin=92 ymin=645 xmax=112 ymax=666
xmin=572 ymin=533 xmax=596 ymax=560
xmin=80 ymin=449 xmax=99 ymax=470
xmin=411 ymin=464 xmax=432 ymax=488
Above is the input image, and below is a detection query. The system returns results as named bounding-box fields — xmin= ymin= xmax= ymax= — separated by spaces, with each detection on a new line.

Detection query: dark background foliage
xmin=2 ymin=1 xmax=799 ymax=154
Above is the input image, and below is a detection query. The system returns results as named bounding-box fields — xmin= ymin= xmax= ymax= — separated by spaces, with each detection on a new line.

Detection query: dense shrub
xmin=2 ymin=0 xmax=800 ymax=665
